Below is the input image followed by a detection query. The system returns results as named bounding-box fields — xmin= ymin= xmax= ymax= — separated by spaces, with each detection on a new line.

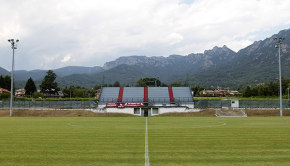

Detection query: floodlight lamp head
xmin=8 ymin=39 xmax=11 ymax=42
xmin=275 ymin=44 xmax=278 ymax=48
xmin=274 ymin=37 xmax=277 ymax=40
xmin=16 ymin=39 xmax=19 ymax=42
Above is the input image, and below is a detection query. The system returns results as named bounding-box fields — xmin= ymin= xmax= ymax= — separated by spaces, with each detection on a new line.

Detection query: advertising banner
xmin=106 ymin=103 xmax=117 ymax=107
xmin=106 ymin=102 xmax=144 ymax=108
xmin=125 ymin=103 xmax=144 ymax=107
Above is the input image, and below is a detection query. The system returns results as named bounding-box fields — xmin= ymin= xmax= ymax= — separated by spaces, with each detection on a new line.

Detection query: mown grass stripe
xmin=145 ymin=117 xmax=149 ymax=166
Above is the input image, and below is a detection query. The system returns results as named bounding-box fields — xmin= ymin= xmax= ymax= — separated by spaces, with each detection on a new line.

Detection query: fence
xmin=1 ymin=100 xmax=290 ymax=110
xmin=0 ymin=100 xmax=95 ymax=110
xmin=195 ymin=100 xmax=290 ymax=109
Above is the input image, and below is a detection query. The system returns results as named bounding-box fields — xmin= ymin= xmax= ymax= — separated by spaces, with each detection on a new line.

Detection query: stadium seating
xmin=122 ymin=87 xmax=144 ymax=103
xmin=148 ymin=87 xmax=171 ymax=103
xmin=172 ymin=87 xmax=194 ymax=104
xmin=99 ymin=87 xmax=194 ymax=106
xmin=98 ymin=87 xmax=120 ymax=103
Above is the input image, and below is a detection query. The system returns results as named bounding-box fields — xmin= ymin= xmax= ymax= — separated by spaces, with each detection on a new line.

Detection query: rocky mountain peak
xmin=204 ymin=45 xmax=236 ymax=56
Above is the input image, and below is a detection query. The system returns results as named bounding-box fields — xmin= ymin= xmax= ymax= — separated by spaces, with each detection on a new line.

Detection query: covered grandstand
xmin=98 ymin=87 xmax=194 ymax=116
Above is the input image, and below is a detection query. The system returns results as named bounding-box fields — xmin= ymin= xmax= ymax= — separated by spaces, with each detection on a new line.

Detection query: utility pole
xmin=274 ymin=37 xmax=285 ymax=117
xmin=8 ymin=39 xmax=19 ymax=117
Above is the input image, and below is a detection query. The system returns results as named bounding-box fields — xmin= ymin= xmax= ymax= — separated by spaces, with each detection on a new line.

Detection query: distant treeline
xmin=1 ymin=73 xmax=290 ymax=99
xmin=242 ymin=77 xmax=290 ymax=97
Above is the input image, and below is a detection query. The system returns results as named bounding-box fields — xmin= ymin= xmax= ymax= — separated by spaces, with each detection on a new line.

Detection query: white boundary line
xmin=145 ymin=117 xmax=149 ymax=166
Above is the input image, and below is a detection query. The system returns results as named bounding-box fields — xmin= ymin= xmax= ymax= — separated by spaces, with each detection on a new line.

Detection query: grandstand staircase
xmin=168 ymin=87 xmax=175 ymax=104
xmin=118 ymin=87 xmax=124 ymax=103
xmin=144 ymin=87 xmax=148 ymax=106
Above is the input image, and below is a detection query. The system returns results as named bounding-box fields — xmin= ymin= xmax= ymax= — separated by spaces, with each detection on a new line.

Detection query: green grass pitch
xmin=0 ymin=117 xmax=289 ymax=165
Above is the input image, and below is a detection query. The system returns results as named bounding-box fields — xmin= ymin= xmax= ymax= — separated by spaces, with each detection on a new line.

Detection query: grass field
xmin=0 ymin=117 xmax=289 ymax=166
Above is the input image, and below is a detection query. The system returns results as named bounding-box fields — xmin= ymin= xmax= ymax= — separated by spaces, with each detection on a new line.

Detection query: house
xmin=201 ymin=90 xmax=215 ymax=96
xmin=15 ymin=88 xmax=25 ymax=97
xmin=0 ymin=88 xmax=10 ymax=94
xmin=43 ymin=90 xmax=64 ymax=98
xmin=201 ymin=89 xmax=241 ymax=97
xmin=214 ymin=89 xmax=230 ymax=96
xmin=229 ymin=90 xmax=241 ymax=95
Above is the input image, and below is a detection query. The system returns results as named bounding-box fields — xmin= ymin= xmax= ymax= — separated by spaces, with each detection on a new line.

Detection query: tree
xmin=73 ymin=88 xmax=86 ymax=98
xmin=94 ymin=84 xmax=102 ymax=90
xmin=268 ymin=81 xmax=277 ymax=96
xmin=136 ymin=78 xmax=161 ymax=87
xmin=169 ymin=82 xmax=183 ymax=87
xmin=191 ymin=86 xmax=205 ymax=97
xmin=243 ymin=86 xmax=252 ymax=97
xmin=0 ymin=75 xmax=11 ymax=90
xmin=257 ymin=85 xmax=266 ymax=96
xmin=40 ymin=70 xmax=59 ymax=94
xmin=24 ymin=77 xmax=37 ymax=96
xmin=113 ymin=81 xmax=120 ymax=87
xmin=33 ymin=92 xmax=44 ymax=98
xmin=62 ymin=86 xmax=92 ymax=98
xmin=0 ymin=92 xmax=10 ymax=99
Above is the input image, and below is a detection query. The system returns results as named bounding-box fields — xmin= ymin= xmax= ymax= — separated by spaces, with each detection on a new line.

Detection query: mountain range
xmin=1 ymin=28 xmax=289 ymax=89
xmin=188 ymin=29 xmax=290 ymax=87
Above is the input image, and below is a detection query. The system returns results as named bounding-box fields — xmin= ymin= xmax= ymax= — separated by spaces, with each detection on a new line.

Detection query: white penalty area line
xmin=145 ymin=117 xmax=149 ymax=166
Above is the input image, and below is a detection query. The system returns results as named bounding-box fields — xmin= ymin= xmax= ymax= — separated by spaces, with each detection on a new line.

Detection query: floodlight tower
xmin=274 ymin=37 xmax=285 ymax=117
xmin=154 ymin=77 xmax=159 ymax=87
xmin=8 ymin=39 xmax=19 ymax=117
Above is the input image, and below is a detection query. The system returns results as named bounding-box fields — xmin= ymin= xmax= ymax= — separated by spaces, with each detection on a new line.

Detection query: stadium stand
xmin=98 ymin=87 xmax=119 ymax=103
xmin=98 ymin=87 xmax=194 ymax=110
xmin=172 ymin=87 xmax=194 ymax=104
xmin=123 ymin=87 xmax=144 ymax=103
xmin=148 ymin=87 xmax=171 ymax=104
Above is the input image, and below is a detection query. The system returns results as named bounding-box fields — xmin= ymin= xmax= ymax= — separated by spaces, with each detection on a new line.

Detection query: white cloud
xmin=61 ymin=54 xmax=72 ymax=63
xmin=0 ymin=0 xmax=290 ymax=70
xmin=164 ymin=33 xmax=184 ymax=45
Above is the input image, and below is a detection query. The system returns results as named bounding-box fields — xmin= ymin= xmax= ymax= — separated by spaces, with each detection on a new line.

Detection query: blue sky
xmin=0 ymin=0 xmax=290 ymax=71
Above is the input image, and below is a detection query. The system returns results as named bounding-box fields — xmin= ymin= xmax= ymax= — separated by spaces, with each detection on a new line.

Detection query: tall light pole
xmin=8 ymin=39 xmax=19 ymax=117
xmin=274 ymin=37 xmax=285 ymax=117
xmin=154 ymin=77 xmax=159 ymax=87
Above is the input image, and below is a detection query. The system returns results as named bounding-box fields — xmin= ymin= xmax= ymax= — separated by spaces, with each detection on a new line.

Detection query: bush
xmin=0 ymin=93 xmax=10 ymax=100
xmin=33 ymin=92 xmax=44 ymax=98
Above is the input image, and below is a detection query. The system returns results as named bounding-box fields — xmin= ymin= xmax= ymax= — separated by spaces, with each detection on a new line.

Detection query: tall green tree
xmin=24 ymin=77 xmax=37 ymax=96
xmin=0 ymin=75 xmax=11 ymax=90
xmin=40 ymin=70 xmax=59 ymax=94
xmin=243 ymin=86 xmax=252 ymax=97
xmin=113 ymin=81 xmax=120 ymax=87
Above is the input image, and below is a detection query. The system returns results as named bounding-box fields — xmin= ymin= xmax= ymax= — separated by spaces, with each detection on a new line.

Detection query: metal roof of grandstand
xmin=98 ymin=87 xmax=193 ymax=104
